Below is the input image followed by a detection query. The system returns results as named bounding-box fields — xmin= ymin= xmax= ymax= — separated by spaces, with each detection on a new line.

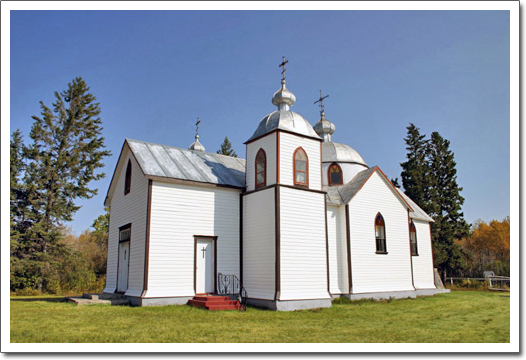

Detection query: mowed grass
xmin=10 ymin=291 xmax=509 ymax=343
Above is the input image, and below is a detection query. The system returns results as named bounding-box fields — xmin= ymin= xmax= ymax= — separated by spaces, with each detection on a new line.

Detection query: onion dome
xmin=188 ymin=134 xmax=205 ymax=152
xmin=313 ymin=111 xmax=336 ymax=142
xmin=322 ymin=141 xmax=367 ymax=166
xmin=246 ymin=78 xmax=320 ymax=142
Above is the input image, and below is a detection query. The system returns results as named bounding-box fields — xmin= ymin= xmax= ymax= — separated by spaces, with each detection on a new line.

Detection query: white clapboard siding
xmin=146 ymin=182 xmax=241 ymax=298
xmin=243 ymin=188 xmax=275 ymax=300
xmin=279 ymin=187 xmax=330 ymax=300
xmin=245 ymin=133 xmax=277 ymax=192
xmin=327 ymin=205 xmax=349 ymax=294
xmin=348 ymin=171 xmax=414 ymax=294
xmin=103 ymin=150 xmax=149 ymax=296
xmin=322 ymin=163 xmax=369 ymax=186
xmin=279 ymin=132 xmax=322 ymax=190
xmin=411 ymin=220 xmax=436 ymax=289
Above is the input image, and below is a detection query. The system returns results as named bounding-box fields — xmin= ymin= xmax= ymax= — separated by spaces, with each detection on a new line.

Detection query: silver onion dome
xmin=322 ymin=141 xmax=367 ymax=166
xmin=313 ymin=111 xmax=336 ymax=142
xmin=188 ymin=134 xmax=205 ymax=152
xmin=272 ymin=79 xmax=296 ymax=110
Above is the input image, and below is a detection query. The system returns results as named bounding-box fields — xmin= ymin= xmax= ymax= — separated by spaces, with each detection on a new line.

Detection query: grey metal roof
xmin=322 ymin=141 xmax=367 ymax=166
xmin=127 ymin=139 xmax=246 ymax=188
xmin=399 ymin=191 xmax=435 ymax=222
xmin=246 ymin=110 xmax=321 ymax=142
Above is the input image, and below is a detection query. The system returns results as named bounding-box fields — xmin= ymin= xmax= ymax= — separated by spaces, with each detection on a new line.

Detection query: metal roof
xmin=246 ymin=110 xmax=321 ymax=142
xmin=127 ymin=139 xmax=246 ymax=188
xmin=399 ymin=192 xmax=435 ymax=222
xmin=322 ymin=141 xmax=367 ymax=166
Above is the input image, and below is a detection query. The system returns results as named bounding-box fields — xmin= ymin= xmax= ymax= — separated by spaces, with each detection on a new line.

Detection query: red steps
xmin=188 ymin=295 xmax=243 ymax=310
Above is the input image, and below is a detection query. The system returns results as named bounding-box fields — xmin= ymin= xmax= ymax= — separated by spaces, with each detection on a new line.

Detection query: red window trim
xmin=409 ymin=220 xmax=418 ymax=256
xmin=328 ymin=162 xmax=343 ymax=186
xmin=375 ymin=212 xmax=387 ymax=254
xmin=293 ymin=147 xmax=309 ymax=188
xmin=124 ymin=159 xmax=132 ymax=195
xmin=255 ymin=148 xmax=267 ymax=189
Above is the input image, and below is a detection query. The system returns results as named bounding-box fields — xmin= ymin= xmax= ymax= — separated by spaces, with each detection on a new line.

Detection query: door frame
xmin=116 ymin=223 xmax=131 ymax=293
xmin=193 ymin=235 xmax=218 ymax=294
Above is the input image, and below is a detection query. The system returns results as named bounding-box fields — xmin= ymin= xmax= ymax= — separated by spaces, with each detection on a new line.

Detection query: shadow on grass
xmin=10 ymin=297 xmax=68 ymax=303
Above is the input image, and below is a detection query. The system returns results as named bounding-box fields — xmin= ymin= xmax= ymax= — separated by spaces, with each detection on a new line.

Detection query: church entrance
xmin=117 ymin=241 xmax=130 ymax=293
xmin=195 ymin=237 xmax=216 ymax=294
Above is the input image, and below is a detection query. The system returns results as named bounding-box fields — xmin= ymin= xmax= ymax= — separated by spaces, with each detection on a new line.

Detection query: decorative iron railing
xmin=217 ymin=273 xmax=247 ymax=311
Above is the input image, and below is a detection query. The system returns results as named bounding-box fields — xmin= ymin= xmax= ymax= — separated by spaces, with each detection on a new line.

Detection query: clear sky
xmin=8 ymin=7 xmax=512 ymax=235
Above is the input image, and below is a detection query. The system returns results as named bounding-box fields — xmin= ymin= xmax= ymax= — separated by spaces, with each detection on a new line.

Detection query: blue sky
xmin=9 ymin=8 xmax=512 ymax=235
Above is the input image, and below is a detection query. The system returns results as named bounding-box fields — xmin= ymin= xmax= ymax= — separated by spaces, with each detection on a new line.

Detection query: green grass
xmin=10 ymin=291 xmax=509 ymax=343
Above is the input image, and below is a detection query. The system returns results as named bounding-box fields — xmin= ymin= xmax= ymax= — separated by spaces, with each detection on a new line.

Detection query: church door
xmin=117 ymin=241 xmax=130 ymax=293
xmin=195 ymin=238 xmax=215 ymax=294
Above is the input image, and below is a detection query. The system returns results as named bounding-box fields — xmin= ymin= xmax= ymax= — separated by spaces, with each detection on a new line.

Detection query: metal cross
xmin=279 ymin=56 xmax=289 ymax=81
xmin=314 ymin=90 xmax=329 ymax=113
xmin=195 ymin=117 xmax=201 ymax=137
xmin=201 ymin=246 xmax=207 ymax=258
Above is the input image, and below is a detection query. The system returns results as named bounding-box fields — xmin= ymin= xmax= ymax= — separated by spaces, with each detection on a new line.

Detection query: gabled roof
xmin=324 ymin=166 xmax=413 ymax=212
xmin=105 ymin=139 xmax=246 ymax=206
xmin=399 ymin=192 xmax=435 ymax=222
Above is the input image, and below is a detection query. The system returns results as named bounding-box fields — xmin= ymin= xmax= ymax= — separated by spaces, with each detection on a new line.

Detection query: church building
xmin=103 ymin=60 xmax=443 ymax=310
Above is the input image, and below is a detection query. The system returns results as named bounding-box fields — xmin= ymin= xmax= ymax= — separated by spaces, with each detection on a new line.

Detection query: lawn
xmin=10 ymin=291 xmax=509 ymax=343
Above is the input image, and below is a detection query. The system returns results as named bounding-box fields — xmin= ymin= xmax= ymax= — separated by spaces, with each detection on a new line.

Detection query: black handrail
xmin=217 ymin=273 xmax=247 ymax=311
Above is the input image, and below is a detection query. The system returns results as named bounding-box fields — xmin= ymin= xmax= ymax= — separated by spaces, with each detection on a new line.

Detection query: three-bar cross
xmin=314 ymin=90 xmax=329 ymax=113
xmin=279 ymin=56 xmax=289 ymax=81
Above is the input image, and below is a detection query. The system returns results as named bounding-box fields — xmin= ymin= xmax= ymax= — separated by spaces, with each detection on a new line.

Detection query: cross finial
xmin=314 ymin=90 xmax=329 ymax=114
xmin=195 ymin=117 xmax=201 ymax=137
xmin=279 ymin=56 xmax=289 ymax=81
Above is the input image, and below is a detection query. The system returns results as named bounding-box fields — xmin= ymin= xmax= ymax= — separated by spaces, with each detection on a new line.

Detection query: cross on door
xmin=201 ymin=246 xmax=207 ymax=258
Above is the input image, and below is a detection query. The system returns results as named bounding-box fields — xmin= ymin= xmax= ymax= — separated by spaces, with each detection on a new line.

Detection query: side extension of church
xmin=103 ymin=61 xmax=446 ymax=310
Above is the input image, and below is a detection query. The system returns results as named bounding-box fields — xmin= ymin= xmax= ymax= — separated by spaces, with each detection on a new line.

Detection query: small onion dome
xmin=188 ymin=135 xmax=205 ymax=152
xmin=272 ymin=79 xmax=296 ymax=111
xmin=313 ymin=111 xmax=336 ymax=142
xmin=322 ymin=141 xmax=367 ymax=166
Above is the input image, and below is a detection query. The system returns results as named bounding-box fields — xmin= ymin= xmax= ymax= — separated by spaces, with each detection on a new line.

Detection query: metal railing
xmin=217 ymin=273 xmax=247 ymax=311
xmin=445 ymin=276 xmax=510 ymax=291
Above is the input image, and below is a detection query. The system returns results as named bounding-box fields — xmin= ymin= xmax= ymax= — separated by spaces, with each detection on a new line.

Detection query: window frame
xmin=293 ymin=147 xmax=309 ymax=188
xmin=375 ymin=212 xmax=387 ymax=254
xmin=409 ymin=220 xmax=418 ymax=256
xmin=124 ymin=159 xmax=132 ymax=195
xmin=255 ymin=148 xmax=267 ymax=189
xmin=328 ymin=163 xmax=343 ymax=186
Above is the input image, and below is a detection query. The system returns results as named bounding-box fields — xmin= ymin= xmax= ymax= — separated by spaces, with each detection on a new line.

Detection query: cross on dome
xmin=279 ymin=56 xmax=289 ymax=81
xmin=188 ymin=116 xmax=206 ymax=152
xmin=314 ymin=90 xmax=329 ymax=115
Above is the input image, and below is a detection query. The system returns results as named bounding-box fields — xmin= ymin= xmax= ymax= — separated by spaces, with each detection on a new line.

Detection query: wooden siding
xmin=348 ymin=171 xmax=414 ymax=294
xmin=327 ymin=204 xmax=349 ymax=294
xmin=103 ymin=149 xmax=149 ymax=296
xmin=146 ymin=182 xmax=241 ymax=298
xmin=411 ymin=220 xmax=436 ymax=289
xmin=279 ymin=187 xmax=330 ymax=300
xmin=322 ymin=163 xmax=369 ymax=187
xmin=279 ymin=132 xmax=321 ymax=190
xmin=242 ymin=188 xmax=275 ymax=300
xmin=246 ymin=133 xmax=277 ymax=191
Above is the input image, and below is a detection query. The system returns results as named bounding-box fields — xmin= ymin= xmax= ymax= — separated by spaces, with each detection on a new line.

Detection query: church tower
xmin=242 ymin=58 xmax=332 ymax=310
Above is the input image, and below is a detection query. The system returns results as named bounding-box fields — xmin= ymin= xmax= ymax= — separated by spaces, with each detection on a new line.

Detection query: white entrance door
xmin=117 ymin=241 xmax=130 ymax=292
xmin=196 ymin=239 xmax=215 ymax=294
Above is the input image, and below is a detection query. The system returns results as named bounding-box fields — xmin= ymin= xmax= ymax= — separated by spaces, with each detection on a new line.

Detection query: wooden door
xmin=117 ymin=241 xmax=130 ymax=292
xmin=196 ymin=239 xmax=215 ymax=294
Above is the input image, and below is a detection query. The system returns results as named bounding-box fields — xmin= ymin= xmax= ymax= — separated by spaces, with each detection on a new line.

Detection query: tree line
xmin=394 ymin=124 xmax=509 ymax=280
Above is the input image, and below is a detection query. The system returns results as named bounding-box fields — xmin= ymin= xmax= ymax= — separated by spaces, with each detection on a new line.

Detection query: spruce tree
xmin=400 ymin=123 xmax=431 ymax=212
xmin=217 ymin=136 xmax=237 ymax=157
xmin=427 ymin=131 xmax=469 ymax=280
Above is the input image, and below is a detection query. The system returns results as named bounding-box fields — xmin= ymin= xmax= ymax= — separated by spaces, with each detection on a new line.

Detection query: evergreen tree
xmin=217 ymin=136 xmax=237 ymax=157
xmin=10 ymin=77 xmax=111 ymax=292
xmin=400 ymin=123 xmax=431 ymax=212
xmin=427 ymin=131 xmax=469 ymax=280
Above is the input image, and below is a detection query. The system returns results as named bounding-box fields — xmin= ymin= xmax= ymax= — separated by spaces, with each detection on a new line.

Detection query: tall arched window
xmin=293 ymin=147 xmax=308 ymax=187
xmin=409 ymin=221 xmax=418 ymax=256
xmin=124 ymin=159 xmax=132 ymax=195
xmin=328 ymin=163 xmax=343 ymax=186
xmin=375 ymin=213 xmax=387 ymax=253
xmin=255 ymin=148 xmax=266 ymax=189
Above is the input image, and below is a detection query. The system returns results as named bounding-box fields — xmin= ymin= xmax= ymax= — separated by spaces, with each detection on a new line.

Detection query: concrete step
xmin=67 ymin=296 xmax=129 ymax=306
xmin=82 ymin=293 xmax=126 ymax=300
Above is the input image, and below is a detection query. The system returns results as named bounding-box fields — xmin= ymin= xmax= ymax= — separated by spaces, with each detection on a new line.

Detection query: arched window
xmin=124 ymin=160 xmax=132 ymax=195
xmin=293 ymin=147 xmax=308 ymax=187
xmin=375 ymin=213 xmax=387 ymax=253
xmin=328 ymin=163 xmax=343 ymax=186
xmin=255 ymin=148 xmax=266 ymax=189
xmin=410 ymin=221 xmax=418 ymax=256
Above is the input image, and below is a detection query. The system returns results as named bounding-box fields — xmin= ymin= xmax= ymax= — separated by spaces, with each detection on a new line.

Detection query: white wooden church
xmin=103 ymin=61 xmax=444 ymax=310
